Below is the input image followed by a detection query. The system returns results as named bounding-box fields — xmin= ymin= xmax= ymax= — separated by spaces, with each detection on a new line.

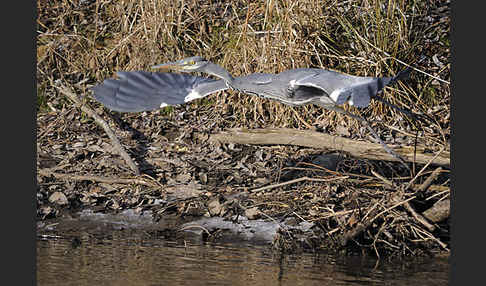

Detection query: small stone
xmin=311 ymin=153 xmax=341 ymax=171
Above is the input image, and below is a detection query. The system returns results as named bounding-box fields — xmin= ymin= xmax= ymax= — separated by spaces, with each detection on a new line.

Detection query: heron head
xmin=151 ymin=56 xmax=209 ymax=72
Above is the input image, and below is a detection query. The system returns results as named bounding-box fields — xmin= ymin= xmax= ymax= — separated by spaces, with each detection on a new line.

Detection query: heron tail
xmin=370 ymin=67 xmax=422 ymax=121
xmin=389 ymin=67 xmax=412 ymax=85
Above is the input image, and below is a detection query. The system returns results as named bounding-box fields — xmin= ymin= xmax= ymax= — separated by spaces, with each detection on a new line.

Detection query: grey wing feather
xmin=192 ymin=79 xmax=228 ymax=99
xmin=91 ymin=71 xmax=227 ymax=112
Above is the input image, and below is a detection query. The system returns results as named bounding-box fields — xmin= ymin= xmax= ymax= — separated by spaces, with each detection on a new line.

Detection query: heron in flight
xmin=92 ymin=56 xmax=414 ymax=167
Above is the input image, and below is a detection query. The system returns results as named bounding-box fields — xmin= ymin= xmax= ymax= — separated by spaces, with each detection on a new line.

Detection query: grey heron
xmin=91 ymin=56 xmax=414 ymax=167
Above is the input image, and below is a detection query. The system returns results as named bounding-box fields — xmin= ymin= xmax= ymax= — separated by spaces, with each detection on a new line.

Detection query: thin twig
xmin=411 ymin=225 xmax=449 ymax=250
xmin=250 ymin=176 xmax=347 ymax=193
xmin=370 ymin=195 xmax=416 ymax=223
xmin=405 ymin=146 xmax=446 ymax=190
xmin=315 ymin=209 xmax=357 ymax=220
xmin=371 ymin=170 xmax=395 ymax=188
xmin=425 ymin=189 xmax=450 ymax=201
xmin=371 ymin=168 xmax=436 ymax=232
xmin=403 ymin=201 xmax=436 ymax=232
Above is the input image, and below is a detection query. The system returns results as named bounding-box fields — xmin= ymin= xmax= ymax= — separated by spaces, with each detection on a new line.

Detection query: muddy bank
xmin=37 ymin=101 xmax=450 ymax=258
xmin=37 ymin=208 xmax=314 ymax=247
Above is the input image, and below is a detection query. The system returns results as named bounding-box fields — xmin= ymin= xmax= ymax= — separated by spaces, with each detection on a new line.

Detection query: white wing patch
xmin=184 ymin=90 xmax=202 ymax=103
xmin=330 ymin=88 xmax=359 ymax=106
xmin=329 ymin=88 xmax=345 ymax=103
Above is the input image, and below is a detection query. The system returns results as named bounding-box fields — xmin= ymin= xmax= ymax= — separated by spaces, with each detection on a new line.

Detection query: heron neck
xmin=205 ymin=62 xmax=235 ymax=85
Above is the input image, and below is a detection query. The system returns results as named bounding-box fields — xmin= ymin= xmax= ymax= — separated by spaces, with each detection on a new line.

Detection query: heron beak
xmin=151 ymin=60 xmax=185 ymax=71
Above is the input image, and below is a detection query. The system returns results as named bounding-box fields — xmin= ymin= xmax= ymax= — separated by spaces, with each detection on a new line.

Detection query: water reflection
xmin=37 ymin=230 xmax=448 ymax=286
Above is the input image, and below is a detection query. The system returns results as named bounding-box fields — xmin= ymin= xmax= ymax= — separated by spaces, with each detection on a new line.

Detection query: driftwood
xmin=208 ymin=128 xmax=450 ymax=167
xmin=422 ymin=199 xmax=450 ymax=223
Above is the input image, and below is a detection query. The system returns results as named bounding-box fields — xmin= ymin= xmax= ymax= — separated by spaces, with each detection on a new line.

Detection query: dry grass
xmin=37 ymin=0 xmax=450 ymax=150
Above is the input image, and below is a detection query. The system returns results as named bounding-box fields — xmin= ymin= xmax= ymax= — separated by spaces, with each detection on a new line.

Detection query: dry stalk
xmin=403 ymin=202 xmax=436 ymax=232
xmin=316 ymin=209 xmax=357 ymax=220
xmin=371 ymin=169 xmax=395 ymax=188
xmin=38 ymin=169 xmax=156 ymax=187
xmin=425 ymin=189 xmax=450 ymax=201
xmin=405 ymin=146 xmax=446 ymax=189
xmin=411 ymin=225 xmax=449 ymax=251
xmin=250 ymin=175 xmax=348 ymax=193
xmin=416 ymin=166 xmax=443 ymax=193
xmin=56 ymin=86 xmax=141 ymax=175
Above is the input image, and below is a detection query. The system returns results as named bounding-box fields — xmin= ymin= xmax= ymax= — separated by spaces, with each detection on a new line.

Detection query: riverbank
xmin=37 ymin=0 xmax=450 ymax=258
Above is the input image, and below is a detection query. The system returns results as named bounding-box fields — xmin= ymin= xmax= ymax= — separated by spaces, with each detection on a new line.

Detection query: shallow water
xmin=37 ymin=215 xmax=449 ymax=286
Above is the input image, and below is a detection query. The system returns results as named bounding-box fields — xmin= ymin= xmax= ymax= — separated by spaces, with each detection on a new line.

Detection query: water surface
xmin=37 ymin=227 xmax=448 ymax=286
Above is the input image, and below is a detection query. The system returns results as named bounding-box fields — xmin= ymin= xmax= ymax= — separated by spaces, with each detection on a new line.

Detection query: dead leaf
xmin=208 ymin=198 xmax=222 ymax=216
xmin=347 ymin=213 xmax=358 ymax=227
xmin=245 ymin=207 xmax=261 ymax=220
xmin=49 ymin=192 xmax=68 ymax=205
xmin=165 ymin=183 xmax=203 ymax=200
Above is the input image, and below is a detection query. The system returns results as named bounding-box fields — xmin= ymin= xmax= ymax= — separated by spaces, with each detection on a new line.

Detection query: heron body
xmin=91 ymin=56 xmax=406 ymax=114
xmin=91 ymin=56 xmax=412 ymax=167
xmin=231 ymin=68 xmax=394 ymax=108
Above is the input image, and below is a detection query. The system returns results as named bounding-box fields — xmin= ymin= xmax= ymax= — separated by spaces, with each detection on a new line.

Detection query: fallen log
xmin=208 ymin=128 xmax=449 ymax=167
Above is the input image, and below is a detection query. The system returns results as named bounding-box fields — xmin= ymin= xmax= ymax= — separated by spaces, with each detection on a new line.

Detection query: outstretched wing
xmin=292 ymin=69 xmax=408 ymax=108
xmin=91 ymin=71 xmax=228 ymax=112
